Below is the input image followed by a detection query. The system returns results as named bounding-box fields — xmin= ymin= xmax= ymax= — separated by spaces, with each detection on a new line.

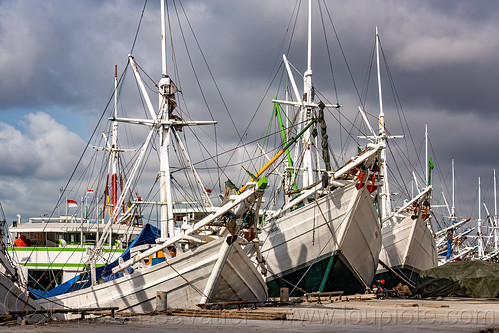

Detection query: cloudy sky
xmin=1 ymin=0 xmax=498 ymax=233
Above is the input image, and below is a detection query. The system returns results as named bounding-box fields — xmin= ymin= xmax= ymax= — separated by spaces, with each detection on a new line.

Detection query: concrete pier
xmin=2 ymin=298 xmax=498 ymax=332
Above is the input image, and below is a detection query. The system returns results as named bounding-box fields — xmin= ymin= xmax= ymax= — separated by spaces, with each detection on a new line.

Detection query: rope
xmin=289 ymin=185 xmax=369 ymax=296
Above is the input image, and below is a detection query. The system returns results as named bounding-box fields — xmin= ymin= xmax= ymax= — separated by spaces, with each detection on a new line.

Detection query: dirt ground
xmin=2 ymin=298 xmax=498 ymax=333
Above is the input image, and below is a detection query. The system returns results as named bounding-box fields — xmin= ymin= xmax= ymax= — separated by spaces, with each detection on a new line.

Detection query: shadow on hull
xmin=267 ymin=252 xmax=368 ymax=297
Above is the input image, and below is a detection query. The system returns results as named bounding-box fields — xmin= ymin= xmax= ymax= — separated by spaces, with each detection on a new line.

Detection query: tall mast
xmin=451 ymin=159 xmax=455 ymax=221
xmin=96 ymin=0 xmax=216 ymax=249
xmin=425 ymin=124 xmax=428 ymax=185
xmin=278 ymin=0 xmax=338 ymax=189
xmin=494 ymin=169 xmax=498 ymax=250
xmin=112 ymin=65 xmax=119 ymax=218
xmin=376 ymin=27 xmax=384 ymax=135
xmin=376 ymin=26 xmax=391 ymax=220
xmin=478 ymin=177 xmax=483 ymax=257
xmin=161 ymin=0 xmax=167 ymax=76
xmin=306 ymin=0 xmax=312 ymax=77
xmin=302 ymin=0 xmax=314 ymax=187
xmin=159 ymin=0 xmax=174 ymax=239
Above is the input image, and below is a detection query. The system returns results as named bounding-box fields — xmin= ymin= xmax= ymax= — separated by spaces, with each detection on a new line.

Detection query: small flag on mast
xmin=67 ymin=200 xmax=77 ymax=208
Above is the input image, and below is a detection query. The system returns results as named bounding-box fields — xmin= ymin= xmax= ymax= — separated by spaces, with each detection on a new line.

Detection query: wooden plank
xmin=166 ymin=308 xmax=289 ymax=321
xmin=7 ymin=307 xmax=119 ymax=317
xmin=197 ymin=301 xmax=258 ymax=310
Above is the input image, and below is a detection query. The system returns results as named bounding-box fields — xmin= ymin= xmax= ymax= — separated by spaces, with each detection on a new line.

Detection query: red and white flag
xmin=87 ymin=189 xmax=94 ymax=193
xmin=67 ymin=200 xmax=77 ymax=208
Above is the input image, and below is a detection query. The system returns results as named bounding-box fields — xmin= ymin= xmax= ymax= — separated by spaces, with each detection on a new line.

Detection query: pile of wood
xmin=166 ymin=308 xmax=289 ymax=320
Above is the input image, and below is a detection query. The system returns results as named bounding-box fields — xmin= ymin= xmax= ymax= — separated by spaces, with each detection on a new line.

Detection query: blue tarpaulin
xmin=30 ymin=223 xmax=160 ymax=299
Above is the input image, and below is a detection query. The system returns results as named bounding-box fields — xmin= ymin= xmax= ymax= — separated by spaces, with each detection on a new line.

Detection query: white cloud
xmin=0 ymin=112 xmax=84 ymax=178
xmin=0 ymin=122 xmax=36 ymax=175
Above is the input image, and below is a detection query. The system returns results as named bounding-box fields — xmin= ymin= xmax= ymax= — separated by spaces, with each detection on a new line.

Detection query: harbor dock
xmin=2 ymin=297 xmax=497 ymax=332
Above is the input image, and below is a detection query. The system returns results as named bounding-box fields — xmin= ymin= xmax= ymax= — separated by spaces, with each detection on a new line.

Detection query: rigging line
xmin=163 ymin=256 xmax=206 ymax=299
xmin=172 ymin=1 xmax=225 ymax=186
xmin=223 ymin=61 xmax=286 ymax=180
xmin=207 ymin=228 xmax=253 ymax=303
xmin=379 ymin=42 xmax=421 ymax=174
xmin=383 ymin=139 xmax=415 ymax=195
xmin=178 ymin=0 xmax=237 ymax=189
xmin=360 ymin=38 xmax=376 ymax=107
xmin=166 ymin=0 xmax=172 ymax=76
xmin=318 ymin=0 xmax=339 ymax=103
xmin=313 ymin=88 xmax=367 ymax=146
xmin=206 ymin=1 xmax=296 ymax=183
xmin=170 ymin=178 xmax=199 ymax=215
xmin=322 ymin=0 xmax=364 ymax=109
xmin=321 ymin=105 xmax=366 ymax=158
xmin=22 ymin=65 xmax=131 ymax=281
xmin=232 ymin=8 xmax=298 ymax=178
xmin=338 ymin=111 xmax=361 ymax=161
xmin=429 ymin=137 xmax=452 ymax=203
xmin=285 ymin=0 xmax=302 ymax=57
xmin=129 ymin=0 xmax=148 ymax=55
xmin=187 ymin=141 xmax=216 ymax=195
xmin=95 ymin=136 xmax=156 ymax=260
xmin=169 ymin=144 xmax=275 ymax=176
xmin=258 ymin=0 xmax=301 ymax=107
xmin=264 ymin=265 xmax=308 ymax=295
xmin=384 ymin=127 xmax=420 ymax=179
xmin=172 ymin=140 xmax=204 ymax=207
xmin=409 ymin=219 xmax=432 ymax=282
xmin=386 ymin=139 xmax=412 ymax=199
xmin=178 ymin=117 xmax=306 ymax=179
xmin=261 ymin=111 xmax=276 ymax=153
xmin=289 ymin=188 xmax=367 ymax=296
xmin=255 ymin=121 xmax=312 ymax=182
xmin=284 ymin=0 xmax=302 ymax=64
xmin=381 ymin=121 xmax=429 ymax=191
xmin=0 ymin=279 xmax=38 ymax=312
xmin=134 ymin=62 xmax=160 ymax=94
xmin=226 ymin=1 xmax=301 ymax=176
xmin=175 ymin=117 xmax=232 ymax=185
xmin=249 ymin=97 xmax=283 ymax=175
xmin=412 ymin=137 xmax=425 ymax=181
xmin=167 ymin=1 xmax=185 ymax=104
xmin=279 ymin=101 xmax=299 ymax=135
xmin=178 ymin=129 xmax=217 ymax=198
xmin=28 ymin=8 xmax=135 ymax=272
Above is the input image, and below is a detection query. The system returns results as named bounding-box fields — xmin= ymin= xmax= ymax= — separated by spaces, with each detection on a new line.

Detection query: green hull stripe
xmin=319 ymin=255 xmax=335 ymax=292
xmin=266 ymin=254 xmax=366 ymax=297
xmin=20 ymin=263 xmax=105 ymax=268
xmin=7 ymin=247 xmax=124 ymax=253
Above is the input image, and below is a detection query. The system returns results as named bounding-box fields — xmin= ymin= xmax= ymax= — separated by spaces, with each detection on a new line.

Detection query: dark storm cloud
xmin=0 ymin=1 xmax=144 ymax=114
xmin=0 ymin=0 xmax=498 ymax=224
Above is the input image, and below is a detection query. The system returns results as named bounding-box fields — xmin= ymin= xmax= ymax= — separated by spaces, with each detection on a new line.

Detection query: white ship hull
xmin=38 ymin=236 xmax=266 ymax=318
xmin=8 ymin=246 xmax=125 ymax=286
xmin=378 ymin=215 xmax=437 ymax=279
xmin=0 ymin=272 xmax=40 ymax=315
xmin=8 ymin=220 xmax=139 ymax=288
xmin=261 ymin=182 xmax=381 ymax=296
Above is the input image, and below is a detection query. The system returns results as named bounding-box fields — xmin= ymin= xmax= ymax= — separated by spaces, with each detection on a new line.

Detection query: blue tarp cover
xmin=30 ymin=223 xmax=160 ymax=299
